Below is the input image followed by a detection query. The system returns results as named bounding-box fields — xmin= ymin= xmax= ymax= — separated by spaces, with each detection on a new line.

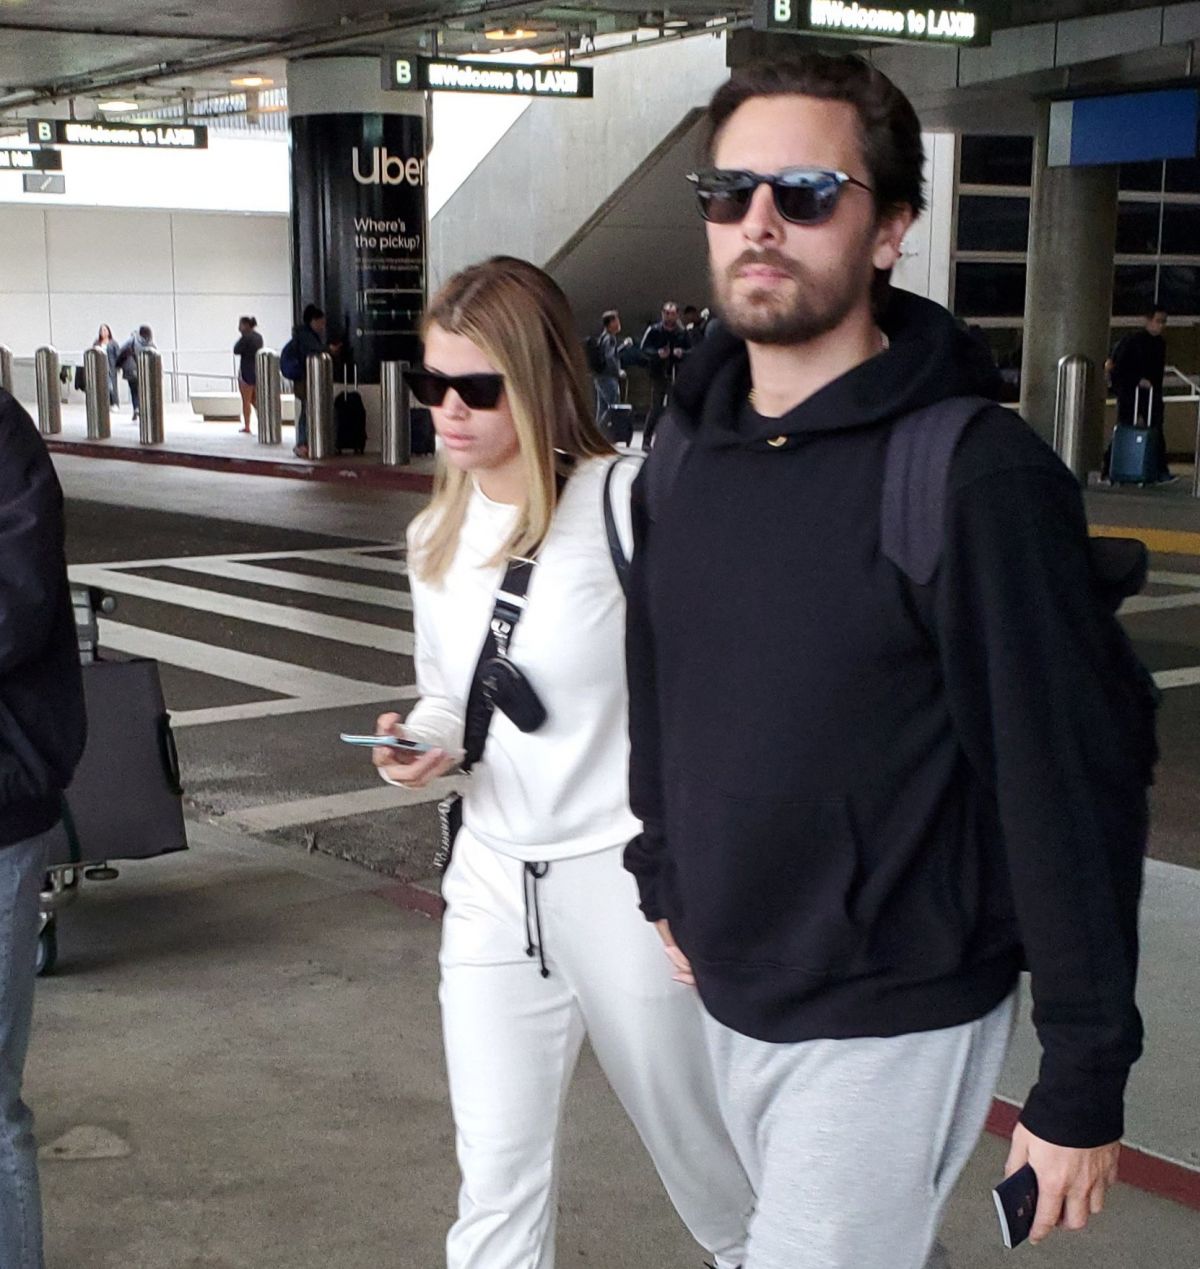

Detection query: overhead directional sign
xmin=755 ymin=0 xmax=989 ymax=46
xmin=0 ymin=148 xmax=62 ymax=172
xmin=384 ymin=55 xmax=593 ymax=99
xmin=27 ymin=120 xmax=208 ymax=149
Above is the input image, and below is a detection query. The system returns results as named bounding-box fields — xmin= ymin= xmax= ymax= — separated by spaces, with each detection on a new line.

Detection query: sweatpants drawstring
xmin=523 ymin=861 xmax=550 ymax=978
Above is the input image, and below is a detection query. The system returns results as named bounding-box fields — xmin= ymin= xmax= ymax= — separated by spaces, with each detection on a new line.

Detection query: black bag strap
xmin=460 ymin=555 xmax=536 ymax=772
xmin=602 ymin=456 xmax=641 ymax=597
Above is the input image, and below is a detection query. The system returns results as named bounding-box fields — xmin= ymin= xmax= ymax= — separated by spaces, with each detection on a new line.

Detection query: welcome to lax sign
xmin=756 ymin=0 xmax=990 ymax=45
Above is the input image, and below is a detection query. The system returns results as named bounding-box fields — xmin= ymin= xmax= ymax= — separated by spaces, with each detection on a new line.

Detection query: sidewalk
xmin=31 ymin=401 xmax=437 ymax=492
xmin=29 ymin=820 xmax=1199 ymax=1268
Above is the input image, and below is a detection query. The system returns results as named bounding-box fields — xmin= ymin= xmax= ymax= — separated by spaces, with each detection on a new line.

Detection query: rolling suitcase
xmin=1109 ymin=386 xmax=1159 ymax=486
xmin=46 ymin=657 xmax=187 ymax=868
xmin=410 ymin=406 xmax=436 ymax=456
xmin=334 ymin=365 xmax=367 ymax=454
xmin=605 ymin=403 xmax=634 ymax=445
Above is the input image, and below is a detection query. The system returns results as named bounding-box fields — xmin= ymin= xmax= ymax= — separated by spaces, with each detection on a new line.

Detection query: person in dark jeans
xmin=117 ymin=325 xmax=155 ymax=422
xmin=0 ymin=388 xmax=87 ymax=1268
xmin=1108 ymin=307 xmax=1172 ymax=481
xmin=288 ymin=304 xmax=326 ymax=457
xmin=594 ymin=309 xmax=625 ymax=430
xmin=639 ymin=302 xmax=690 ymax=449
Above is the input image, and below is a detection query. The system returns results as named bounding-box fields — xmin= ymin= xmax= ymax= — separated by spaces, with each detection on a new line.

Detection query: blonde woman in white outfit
xmin=371 ymin=257 xmax=751 ymax=1269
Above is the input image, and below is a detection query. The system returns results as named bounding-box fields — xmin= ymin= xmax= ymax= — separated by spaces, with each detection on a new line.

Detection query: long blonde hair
xmin=413 ymin=257 xmax=613 ymax=584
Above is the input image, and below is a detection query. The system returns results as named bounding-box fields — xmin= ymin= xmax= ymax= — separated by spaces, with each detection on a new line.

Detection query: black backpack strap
xmin=642 ymin=408 xmax=693 ymax=523
xmin=881 ymin=396 xmax=992 ymax=586
xmin=602 ymin=456 xmax=641 ymax=597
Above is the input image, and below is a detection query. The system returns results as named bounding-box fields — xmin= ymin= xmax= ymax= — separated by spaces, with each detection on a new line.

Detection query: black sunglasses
xmin=403 ymin=368 xmax=505 ymax=410
xmin=686 ymin=167 xmax=873 ymax=226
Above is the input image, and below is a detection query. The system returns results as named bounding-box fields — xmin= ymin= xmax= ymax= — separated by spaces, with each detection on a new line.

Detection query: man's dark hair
xmin=705 ymin=53 xmax=926 ymax=217
xmin=601 ymin=309 xmax=619 ymax=329
xmin=1146 ymin=306 xmax=1167 ymax=321
xmin=138 ymin=325 xmax=152 ymax=340
xmin=302 ymin=303 xmax=325 ymax=325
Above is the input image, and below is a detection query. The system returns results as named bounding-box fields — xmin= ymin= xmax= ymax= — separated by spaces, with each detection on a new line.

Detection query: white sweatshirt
xmin=401 ymin=455 xmax=640 ymax=862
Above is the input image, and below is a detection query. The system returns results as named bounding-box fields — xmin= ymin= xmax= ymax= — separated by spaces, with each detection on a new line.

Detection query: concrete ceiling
xmin=0 ymin=0 xmax=749 ymax=109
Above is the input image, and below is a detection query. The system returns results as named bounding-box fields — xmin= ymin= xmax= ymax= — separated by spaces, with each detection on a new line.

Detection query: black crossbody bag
xmin=434 ymin=554 xmax=544 ymax=873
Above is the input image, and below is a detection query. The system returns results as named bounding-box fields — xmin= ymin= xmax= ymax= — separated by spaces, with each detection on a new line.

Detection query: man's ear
xmin=873 ymin=205 xmax=916 ymax=271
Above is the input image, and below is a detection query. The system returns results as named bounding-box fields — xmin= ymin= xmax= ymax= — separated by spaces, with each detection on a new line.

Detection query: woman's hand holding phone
xmin=372 ymin=712 xmax=462 ymax=789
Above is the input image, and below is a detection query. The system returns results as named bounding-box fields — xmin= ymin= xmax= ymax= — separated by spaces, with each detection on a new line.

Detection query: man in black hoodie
xmin=624 ymin=55 xmax=1148 ymax=1268
xmin=0 ymin=389 xmax=86 ymax=1266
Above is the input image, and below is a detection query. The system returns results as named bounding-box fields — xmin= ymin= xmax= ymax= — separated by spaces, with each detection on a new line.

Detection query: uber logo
xmin=351 ymin=147 xmax=425 ymax=186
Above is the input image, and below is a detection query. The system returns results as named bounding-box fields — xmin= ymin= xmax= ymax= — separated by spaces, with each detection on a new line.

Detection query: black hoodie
xmin=624 ymin=290 xmax=1146 ymax=1149
xmin=0 ymin=390 xmax=86 ymax=847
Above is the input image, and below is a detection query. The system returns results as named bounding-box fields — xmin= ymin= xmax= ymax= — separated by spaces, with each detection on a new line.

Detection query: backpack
xmin=584 ymin=334 xmax=607 ymax=376
xmin=279 ymin=339 xmax=304 ymax=382
xmin=634 ymin=398 xmax=1160 ymax=781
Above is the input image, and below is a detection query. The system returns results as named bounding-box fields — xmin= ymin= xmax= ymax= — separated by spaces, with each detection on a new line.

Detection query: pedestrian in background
xmin=283 ymin=304 xmax=326 ymax=458
xmin=0 ymin=387 xmax=88 ymax=1268
xmin=233 ymin=316 xmax=263 ymax=434
xmin=370 ymin=256 xmax=751 ymax=1269
xmin=93 ymin=324 xmax=119 ymax=409
xmin=117 ymin=325 xmax=155 ymax=423
xmin=638 ymin=300 xmax=690 ymax=449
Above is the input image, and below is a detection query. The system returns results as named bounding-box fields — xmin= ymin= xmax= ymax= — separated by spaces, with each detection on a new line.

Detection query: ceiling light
xmin=484 ymin=28 xmax=537 ymax=40
xmin=97 ymin=100 xmax=139 ymax=113
xmin=231 ymin=75 xmax=273 ymax=88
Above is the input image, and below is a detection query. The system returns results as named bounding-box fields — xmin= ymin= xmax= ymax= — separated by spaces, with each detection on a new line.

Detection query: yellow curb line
xmin=1091 ymin=525 xmax=1200 ymax=557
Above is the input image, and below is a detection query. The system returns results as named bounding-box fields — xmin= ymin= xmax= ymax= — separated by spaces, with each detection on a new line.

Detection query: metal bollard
xmin=306 ymin=351 xmax=334 ymax=460
xmin=137 ymin=348 xmax=165 ymax=444
xmin=34 ymin=347 xmax=62 ymax=435
xmin=255 ymin=348 xmax=282 ymax=445
xmin=380 ymin=360 xmax=411 ymax=466
xmin=1053 ymin=353 xmax=1091 ymax=483
xmin=0 ymin=345 xmax=13 ymax=395
xmin=83 ymin=347 xmax=112 ymax=439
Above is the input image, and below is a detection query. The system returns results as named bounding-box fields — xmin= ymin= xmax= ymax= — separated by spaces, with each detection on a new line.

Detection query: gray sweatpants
xmin=704 ymin=992 xmax=1016 ymax=1269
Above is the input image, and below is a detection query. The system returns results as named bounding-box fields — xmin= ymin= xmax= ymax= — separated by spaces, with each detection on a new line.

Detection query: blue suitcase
xmin=1109 ymin=424 xmax=1158 ymax=485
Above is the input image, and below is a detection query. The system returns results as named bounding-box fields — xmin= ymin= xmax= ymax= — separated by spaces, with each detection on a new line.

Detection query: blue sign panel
xmin=1048 ymin=89 xmax=1200 ymax=167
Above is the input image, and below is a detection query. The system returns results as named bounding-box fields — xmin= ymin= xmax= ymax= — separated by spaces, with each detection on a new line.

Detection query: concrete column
xmin=1020 ymin=103 xmax=1118 ymax=472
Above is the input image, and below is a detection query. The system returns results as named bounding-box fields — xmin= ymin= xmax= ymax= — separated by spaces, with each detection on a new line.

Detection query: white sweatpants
xmin=439 ymin=828 xmax=753 ymax=1269
xmin=704 ymin=992 xmax=1017 ymax=1269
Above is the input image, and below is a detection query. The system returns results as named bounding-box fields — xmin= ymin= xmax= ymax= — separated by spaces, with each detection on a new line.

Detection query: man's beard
xmin=714 ymin=248 xmax=866 ymax=346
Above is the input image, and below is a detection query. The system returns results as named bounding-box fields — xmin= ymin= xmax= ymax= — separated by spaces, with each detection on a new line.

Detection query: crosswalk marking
xmin=227 ymin=778 xmax=461 ymax=833
xmin=165 ymin=558 xmax=414 ymax=612
xmin=70 ymin=564 xmax=415 ymax=656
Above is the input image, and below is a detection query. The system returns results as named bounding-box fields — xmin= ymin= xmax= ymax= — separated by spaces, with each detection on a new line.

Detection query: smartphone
xmin=339 ymin=733 xmax=434 ymax=753
xmin=993 ymin=1163 xmax=1039 ymax=1249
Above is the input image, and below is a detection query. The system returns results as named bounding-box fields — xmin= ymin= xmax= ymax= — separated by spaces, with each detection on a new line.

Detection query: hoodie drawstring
xmin=522 ymin=862 xmax=550 ymax=978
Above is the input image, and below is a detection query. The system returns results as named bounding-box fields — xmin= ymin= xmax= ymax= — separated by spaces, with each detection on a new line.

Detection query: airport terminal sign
xmin=756 ymin=0 xmax=989 ymax=45
xmin=27 ymin=120 xmax=208 ymax=149
xmin=0 ymin=148 xmax=62 ymax=172
xmin=384 ymin=55 xmax=593 ymax=99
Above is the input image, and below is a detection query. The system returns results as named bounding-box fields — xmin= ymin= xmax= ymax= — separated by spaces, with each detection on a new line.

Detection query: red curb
xmin=985 ymin=1096 xmax=1200 ymax=1211
xmin=45 ymin=438 xmax=435 ymax=493
xmin=371 ymin=881 xmax=444 ymax=920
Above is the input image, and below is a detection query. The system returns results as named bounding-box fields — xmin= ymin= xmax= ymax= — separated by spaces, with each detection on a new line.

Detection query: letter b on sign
xmin=773 ymin=0 xmax=792 ymax=22
xmin=393 ymin=58 xmax=413 ymax=87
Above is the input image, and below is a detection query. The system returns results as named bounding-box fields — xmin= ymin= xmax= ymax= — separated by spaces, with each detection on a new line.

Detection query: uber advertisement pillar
xmin=290 ymin=111 xmax=426 ymax=382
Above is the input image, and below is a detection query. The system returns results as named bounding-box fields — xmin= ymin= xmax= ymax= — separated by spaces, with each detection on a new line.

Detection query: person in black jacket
xmin=1108 ymin=307 xmax=1172 ymax=481
xmin=0 ymin=389 xmax=87 ymax=1267
xmin=624 ymin=54 xmax=1148 ymax=1268
xmin=638 ymin=301 xmax=690 ymax=449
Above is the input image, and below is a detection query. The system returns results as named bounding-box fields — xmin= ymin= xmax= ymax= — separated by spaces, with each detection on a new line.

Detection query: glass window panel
xmin=954 ymin=263 xmax=1027 ymax=317
xmin=959 ymin=135 xmax=1033 ymax=187
xmin=1164 ymin=157 xmax=1200 ymax=193
xmin=1158 ymin=265 xmax=1200 ymax=315
xmin=1118 ymin=161 xmax=1163 ymax=192
xmin=955 ymin=195 xmax=1030 ymax=251
xmin=1112 ymin=265 xmax=1158 ymax=316
xmin=1160 ymin=204 xmax=1200 ymax=255
xmin=1115 ymin=202 xmax=1161 ymax=254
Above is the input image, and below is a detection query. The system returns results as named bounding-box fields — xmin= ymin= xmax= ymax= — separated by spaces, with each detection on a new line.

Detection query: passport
xmin=993 ymin=1163 xmax=1039 ymax=1249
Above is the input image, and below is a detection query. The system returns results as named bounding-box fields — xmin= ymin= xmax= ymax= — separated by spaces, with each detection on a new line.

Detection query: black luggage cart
xmin=37 ymin=586 xmax=187 ymax=974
